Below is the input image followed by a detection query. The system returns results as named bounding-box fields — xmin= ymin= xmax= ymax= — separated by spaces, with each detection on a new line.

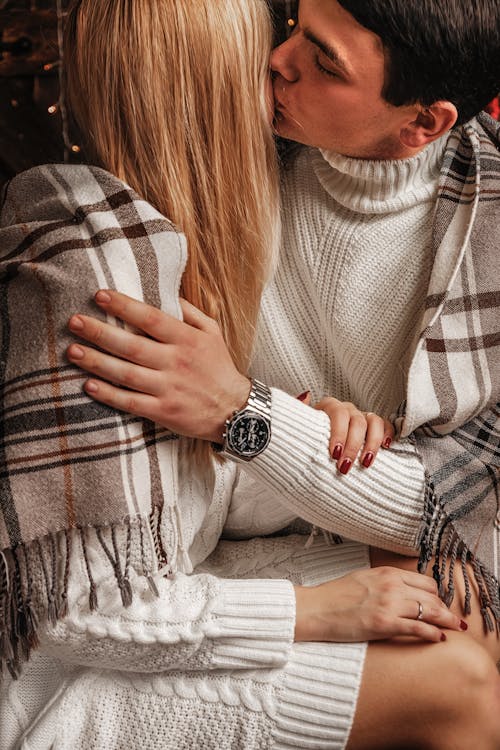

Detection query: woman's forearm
xmin=239 ymin=389 xmax=425 ymax=556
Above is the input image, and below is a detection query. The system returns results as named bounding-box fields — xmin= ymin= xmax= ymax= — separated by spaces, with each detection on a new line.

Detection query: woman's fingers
xmin=69 ymin=314 xmax=166 ymax=369
xmin=399 ymin=568 xmax=440 ymax=593
xmin=359 ymin=413 xmax=385 ymax=468
xmin=314 ymin=398 xmax=395 ymax=474
xmin=382 ymin=418 xmax=395 ymax=449
xmin=67 ymin=343 xmax=163 ymax=396
xmin=341 ymin=409 xmax=368 ymax=473
xmin=367 ymin=567 xmax=465 ymax=640
xmin=314 ymin=397 xmax=349 ymax=463
xmin=294 ymin=567 xmax=468 ymax=644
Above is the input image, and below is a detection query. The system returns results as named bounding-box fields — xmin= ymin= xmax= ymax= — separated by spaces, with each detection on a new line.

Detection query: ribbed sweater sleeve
xmin=39 ymin=539 xmax=295 ymax=674
xmin=235 ymin=389 xmax=425 ymax=556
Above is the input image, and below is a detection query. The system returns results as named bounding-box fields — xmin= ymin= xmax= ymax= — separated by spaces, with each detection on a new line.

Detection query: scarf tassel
xmin=419 ymin=478 xmax=500 ymax=631
xmin=1 ymin=515 xmax=167 ymax=681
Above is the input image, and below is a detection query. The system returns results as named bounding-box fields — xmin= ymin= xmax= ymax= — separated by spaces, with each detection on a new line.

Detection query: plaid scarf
xmin=0 ymin=164 xmax=185 ymax=677
xmin=401 ymin=112 xmax=500 ymax=629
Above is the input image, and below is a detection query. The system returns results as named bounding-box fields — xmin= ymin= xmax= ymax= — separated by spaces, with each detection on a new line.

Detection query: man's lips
xmin=273 ymin=83 xmax=287 ymax=111
xmin=274 ymin=95 xmax=287 ymax=114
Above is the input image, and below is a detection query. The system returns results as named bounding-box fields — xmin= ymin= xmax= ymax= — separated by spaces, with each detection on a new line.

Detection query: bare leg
xmin=347 ymin=632 xmax=500 ymax=750
xmin=370 ymin=547 xmax=500 ymax=664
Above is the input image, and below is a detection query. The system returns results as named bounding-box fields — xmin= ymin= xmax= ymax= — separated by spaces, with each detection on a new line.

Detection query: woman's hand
xmin=67 ymin=290 xmax=250 ymax=443
xmin=294 ymin=566 xmax=467 ymax=644
xmin=314 ymin=397 xmax=394 ymax=474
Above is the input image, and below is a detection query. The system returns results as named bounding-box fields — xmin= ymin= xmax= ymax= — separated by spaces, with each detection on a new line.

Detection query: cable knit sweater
xmin=1 ymin=141 xmax=446 ymax=750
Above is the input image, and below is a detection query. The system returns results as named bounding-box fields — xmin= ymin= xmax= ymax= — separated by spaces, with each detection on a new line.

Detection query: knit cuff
xmin=211 ymin=578 xmax=296 ymax=670
xmin=243 ymin=388 xmax=425 ymax=555
xmin=273 ymin=641 xmax=368 ymax=750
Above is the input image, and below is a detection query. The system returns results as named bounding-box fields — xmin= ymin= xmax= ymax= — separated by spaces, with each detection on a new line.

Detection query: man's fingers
xmin=69 ymin=314 xmax=165 ymax=369
xmin=83 ymin=378 xmax=161 ymax=422
xmin=179 ymin=298 xmax=220 ymax=332
xmin=67 ymin=343 xmax=162 ymax=396
xmin=94 ymin=290 xmax=188 ymax=343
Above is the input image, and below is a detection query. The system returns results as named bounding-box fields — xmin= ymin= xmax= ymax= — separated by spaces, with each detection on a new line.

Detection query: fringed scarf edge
xmin=418 ymin=475 xmax=500 ymax=633
xmin=0 ymin=506 xmax=168 ymax=681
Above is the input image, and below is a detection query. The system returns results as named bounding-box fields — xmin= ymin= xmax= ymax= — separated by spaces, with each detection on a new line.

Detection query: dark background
xmin=0 ymin=1 xmax=498 ymax=187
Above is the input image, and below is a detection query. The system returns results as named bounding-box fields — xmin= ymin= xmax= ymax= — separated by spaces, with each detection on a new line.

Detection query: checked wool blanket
xmin=0 ymin=164 xmax=186 ymax=677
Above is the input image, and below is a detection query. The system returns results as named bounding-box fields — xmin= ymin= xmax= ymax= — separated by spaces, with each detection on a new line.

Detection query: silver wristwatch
xmin=215 ymin=379 xmax=272 ymax=461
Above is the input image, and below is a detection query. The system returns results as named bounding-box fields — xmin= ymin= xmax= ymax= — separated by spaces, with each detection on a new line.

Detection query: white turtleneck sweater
xmin=229 ymin=137 xmax=448 ymax=552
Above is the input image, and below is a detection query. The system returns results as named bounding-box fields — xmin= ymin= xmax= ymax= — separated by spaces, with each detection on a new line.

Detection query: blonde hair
xmin=64 ymin=0 xmax=279 ymax=462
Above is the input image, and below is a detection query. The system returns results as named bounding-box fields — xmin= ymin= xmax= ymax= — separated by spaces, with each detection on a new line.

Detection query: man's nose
xmin=270 ymin=35 xmax=300 ymax=83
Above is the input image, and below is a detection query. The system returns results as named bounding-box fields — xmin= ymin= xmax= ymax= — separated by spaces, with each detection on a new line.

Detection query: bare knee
xmin=349 ymin=635 xmax=500 ymax=750
xmin=425 ymin=635 xmax=500 ymax=748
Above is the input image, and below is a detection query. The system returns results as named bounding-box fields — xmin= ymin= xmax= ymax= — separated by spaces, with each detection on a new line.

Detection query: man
xmin=66 ymin=1 xmax=500 ymax=746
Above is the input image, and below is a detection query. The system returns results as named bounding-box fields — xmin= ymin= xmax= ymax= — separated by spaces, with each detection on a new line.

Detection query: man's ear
xmin=399 ymin=101 xmax=458 ymax=149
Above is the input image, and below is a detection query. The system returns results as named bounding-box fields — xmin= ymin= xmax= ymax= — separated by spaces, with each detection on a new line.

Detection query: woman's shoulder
xmin=2 ymin=163 xmax=166 ymax=228
xmin=0 ymin=164 xmax=187 ymax=310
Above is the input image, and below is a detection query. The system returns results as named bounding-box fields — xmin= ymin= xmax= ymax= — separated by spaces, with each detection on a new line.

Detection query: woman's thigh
xmin=370 ymin=547 xmax=500 ymax=664
xmin=347 ymin=632 xmax=500 ymax=750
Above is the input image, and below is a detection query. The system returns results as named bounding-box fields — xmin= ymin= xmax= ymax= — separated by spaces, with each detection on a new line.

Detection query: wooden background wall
xmin=0 ymin=2 xmax=498 ymax=187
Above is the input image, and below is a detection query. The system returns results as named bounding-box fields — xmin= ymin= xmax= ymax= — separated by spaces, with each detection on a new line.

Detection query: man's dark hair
xmin=337 ymin=0 xmax=500 ymax=125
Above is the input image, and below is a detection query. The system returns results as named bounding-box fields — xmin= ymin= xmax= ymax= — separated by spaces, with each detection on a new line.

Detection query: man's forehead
xmin=298 ymin=0 xmax=385 ymax=69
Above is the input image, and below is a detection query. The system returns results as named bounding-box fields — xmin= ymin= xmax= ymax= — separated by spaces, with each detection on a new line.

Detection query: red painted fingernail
xmin=362 ymin=452 xmax=374 ymax=468
xmin=68 ymin=345 xmax=84 ymax=360
xmin=440 ymin=632 xmax=447 ymax=642
xmin=460 ymin=620 xmax=468 ymax=631
xmin=85 ymin=380 xmax=98 ymax=394
xmin=297 ymin=391 xmax=310 ymax=402
xmin=69 ymin=315 xmax=84 ymax=331
xmin=332 ymin=444 xmax=343 ymax=460
xmin=383 ymin=437 xmax=392 ymax=449
xmin=339 ymin=458 xmax=352 ymax=475
xmin=95 ymin=290 xmax=112 ymax=304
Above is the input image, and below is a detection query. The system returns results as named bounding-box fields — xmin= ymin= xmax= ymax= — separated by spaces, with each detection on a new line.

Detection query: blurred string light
xmin=56 ymin=0 xmax=72 ymax=161
xmin=45 ymin=1 xmax=81 ymax=158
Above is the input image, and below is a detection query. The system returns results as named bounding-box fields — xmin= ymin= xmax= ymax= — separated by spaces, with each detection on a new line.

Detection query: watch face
xmin=227 ymin=412 xmax=271 ymax=457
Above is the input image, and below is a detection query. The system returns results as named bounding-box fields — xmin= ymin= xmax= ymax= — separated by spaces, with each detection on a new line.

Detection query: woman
xmin=0 ymin=1 xmax=490 ymax=749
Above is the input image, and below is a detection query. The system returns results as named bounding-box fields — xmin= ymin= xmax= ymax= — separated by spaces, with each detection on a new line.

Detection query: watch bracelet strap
xmin=211 ymin=378 xmax=271 ymax=453
xmin=246 ymin=378 xmax=272 ymax=420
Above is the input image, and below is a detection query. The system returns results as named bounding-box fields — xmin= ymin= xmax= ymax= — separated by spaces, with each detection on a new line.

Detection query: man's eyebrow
xmin=302 ymin=28 xmax=351 ymax=76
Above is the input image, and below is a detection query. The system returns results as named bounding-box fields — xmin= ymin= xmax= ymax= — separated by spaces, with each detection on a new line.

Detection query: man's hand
xmin=67 ymin=290 xmax=251 ymax=442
